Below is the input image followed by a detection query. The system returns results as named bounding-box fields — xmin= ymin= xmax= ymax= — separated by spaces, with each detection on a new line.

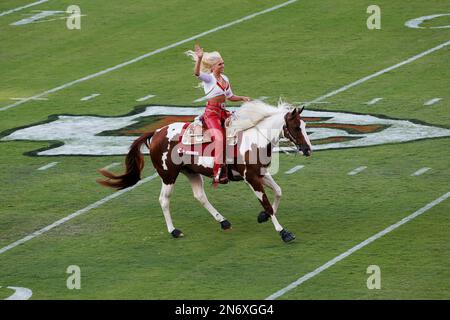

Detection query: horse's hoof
xmin=171 ymin=229 xmax=184 ymax=238
xmin=280 ymin=229 xmax=296 ymax=243
xmin=220 ymin=220 xmax=232 ymax=230
xmin=257 ymin=211 xmax=271 ymax=223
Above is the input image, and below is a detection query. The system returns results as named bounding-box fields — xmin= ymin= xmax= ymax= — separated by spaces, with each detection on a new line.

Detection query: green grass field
xmin=0 ymin=0 xmax=449 ymax=300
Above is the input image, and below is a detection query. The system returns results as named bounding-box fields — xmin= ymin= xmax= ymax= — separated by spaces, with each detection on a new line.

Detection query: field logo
xmin=405 ymin=13 xmax=450 ymax=29
xmin=367 ymin=265 xmax=381 ymax=290
xmin=367 ymin=5 xmax=381 ymax=30
xmin=2 ymin=105 xmax=450 ymax=156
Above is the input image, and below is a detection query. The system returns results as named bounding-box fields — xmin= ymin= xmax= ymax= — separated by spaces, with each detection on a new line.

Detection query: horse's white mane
xmin=228 ymin=99 xmax=292 ymax=132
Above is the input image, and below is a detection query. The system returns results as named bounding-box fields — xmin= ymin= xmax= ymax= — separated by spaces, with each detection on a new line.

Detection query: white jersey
xmin=197 ymin=71 xmax=234 ymax=100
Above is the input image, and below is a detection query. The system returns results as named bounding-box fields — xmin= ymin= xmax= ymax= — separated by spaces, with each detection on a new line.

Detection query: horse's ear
xmin=299 ymin=106 xmax=304 ymax=114
xmin=289 ymin=108 xmax=298 ymax=119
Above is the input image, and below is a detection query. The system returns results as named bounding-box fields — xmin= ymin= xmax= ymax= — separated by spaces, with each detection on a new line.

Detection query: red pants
xmin=202 ymin=101 xmax=231 ymax=178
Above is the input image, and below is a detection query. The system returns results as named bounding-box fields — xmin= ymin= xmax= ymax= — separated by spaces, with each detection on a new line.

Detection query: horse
xmin=97 ymin=101 xmax=312 ymax=242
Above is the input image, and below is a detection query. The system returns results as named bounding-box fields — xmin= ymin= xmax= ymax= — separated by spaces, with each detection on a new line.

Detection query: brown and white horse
xmin=97 ymin=101 xmax=312 ymax=242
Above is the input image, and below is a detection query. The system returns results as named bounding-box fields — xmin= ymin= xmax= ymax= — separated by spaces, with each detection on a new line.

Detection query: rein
xmin=282 ymin=113 xmax=298 ymax=146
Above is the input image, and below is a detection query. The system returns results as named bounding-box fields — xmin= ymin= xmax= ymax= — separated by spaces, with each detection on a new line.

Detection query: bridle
xmin=282 ymin=113 xmax=299 ymax=146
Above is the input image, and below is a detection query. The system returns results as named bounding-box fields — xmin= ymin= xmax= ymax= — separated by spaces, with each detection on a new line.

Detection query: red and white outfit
xmin=197 ymin=72 xmax=233 ymax=183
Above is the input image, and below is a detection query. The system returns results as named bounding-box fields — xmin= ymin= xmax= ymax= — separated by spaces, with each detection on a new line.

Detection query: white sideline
xmin=0 ymin=173 xmax=158 ymax=256
xmin=307 ymin=40 xmax=450 ymax=106
xmin=266 ymin=190 xmax=450 ymax=300
xmin=0 ymin=0 xmax=48 ymax=18
xmin=0 ymin=0 xmax=299 ymax=112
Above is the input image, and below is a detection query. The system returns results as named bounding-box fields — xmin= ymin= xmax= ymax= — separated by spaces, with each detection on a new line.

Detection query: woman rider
xmin=186 ymin=44 xmax=251 ymax=186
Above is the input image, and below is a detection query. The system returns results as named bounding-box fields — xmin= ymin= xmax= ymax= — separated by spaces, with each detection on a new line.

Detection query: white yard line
xmin=424 ymin=98 xmax=442 ymax=106
xmin=266 ymin=190 xmax=450 ymax=300
xmin=295 ymin=101 xmax=330 ymax=105
xmin=136 ymin=94 xmax=156 ymax=102
xmin=306 ymin=40 xmax=450 ymax=106
xmin=285 ymin=165 xmax=304 ymax=174
xmin=0 ymin=0 xmax=299 ymax=112
xmin=37 ymin=161 xmax=58 ymax=171
xmin=0 ymin=173 xmax=158 ymax=256
xmin=347 ymin=166 xmax=367 ymax=176
xmin=10 ymin=97 xmax=48 ymax=101
xmin=102 ymin=162 xmax=121 ymax=170
xmin=0 ymin=0 xmax=48 ymax=18
xmin=365 ymin=97 xmax=383 ymax=105
xmin=411 ymin=167 xmax=431 ymax=176
xmin=80 ymin=93 xmax=100 ymax=101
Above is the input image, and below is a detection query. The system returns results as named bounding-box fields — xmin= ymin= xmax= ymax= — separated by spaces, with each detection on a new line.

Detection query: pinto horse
xmin=97 ymin=101 xmax=312 ymax=242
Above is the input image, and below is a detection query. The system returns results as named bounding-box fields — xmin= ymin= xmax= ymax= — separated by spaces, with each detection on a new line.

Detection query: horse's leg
xmin=183 ymin=172 xmax=231 ymax=230
xmin=245 ymin=176 xmax=295 ymax=242
xmin=159 ymin=181 xmax=183 ymax=238
xmin=257 ymin=174 xmax=283 ymax=224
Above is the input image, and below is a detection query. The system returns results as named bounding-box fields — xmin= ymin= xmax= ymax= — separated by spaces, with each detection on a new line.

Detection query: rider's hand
xmin=242 ymin=96 xmax=252 ymax=102
xmin=194 ymin=44 xmax=203 ymax=59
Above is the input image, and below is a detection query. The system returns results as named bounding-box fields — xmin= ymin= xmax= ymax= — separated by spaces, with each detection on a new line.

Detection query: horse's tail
xmin=97 ymin=131 xmax=154 ymax=190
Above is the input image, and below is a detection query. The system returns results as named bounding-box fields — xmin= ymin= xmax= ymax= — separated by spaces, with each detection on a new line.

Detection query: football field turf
xmin=0 ymin=0 xmax=449 ymax=299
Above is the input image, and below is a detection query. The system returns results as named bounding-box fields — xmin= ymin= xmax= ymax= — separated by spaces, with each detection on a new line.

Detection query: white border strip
xmin=307 ymin=40 xmax=450 ymax=105
xmin=266 ymin=190 xmax=450 ymax=300
xmin=0 ymin=173 xmax=158 ymax=255
xmin=0 ymin=0 xmax=48 ymax=18
xmin=0 ymin=0 xmax=298 ymax=112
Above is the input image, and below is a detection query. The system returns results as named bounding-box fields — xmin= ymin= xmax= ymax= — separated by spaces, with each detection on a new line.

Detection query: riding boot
xmin=212 ymin=163 xmax=221 ymax=188
xmin=218 ymin=164 xmax=229 ymax=184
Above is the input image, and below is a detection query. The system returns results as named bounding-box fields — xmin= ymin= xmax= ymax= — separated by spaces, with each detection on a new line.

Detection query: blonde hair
xmin=185 ymin=49 xmax=223 ymax=73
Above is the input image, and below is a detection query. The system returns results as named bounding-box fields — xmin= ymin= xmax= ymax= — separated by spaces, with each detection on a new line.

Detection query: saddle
xmin=180 ymin=116 xmax=239 ymax=146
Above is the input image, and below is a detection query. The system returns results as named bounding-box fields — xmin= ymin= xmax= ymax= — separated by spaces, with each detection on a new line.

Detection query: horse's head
xmin=283 ymin=107 xmax=313 ymax=156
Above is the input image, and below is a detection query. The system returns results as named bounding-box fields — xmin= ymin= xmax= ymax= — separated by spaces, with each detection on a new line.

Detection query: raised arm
xmin=193 ymin=44 xmax=203 ymax=76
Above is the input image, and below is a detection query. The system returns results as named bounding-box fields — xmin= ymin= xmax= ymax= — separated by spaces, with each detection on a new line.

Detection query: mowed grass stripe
xmin=0 ymin=0 xmax=48 ymax=18
xmin=0 ymin=0 xmax=299 ymax=112
xmin=266 ymin=190 xmax=450 ymax=300
xmin=0 ymin=173 xmax=158 ymax=256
